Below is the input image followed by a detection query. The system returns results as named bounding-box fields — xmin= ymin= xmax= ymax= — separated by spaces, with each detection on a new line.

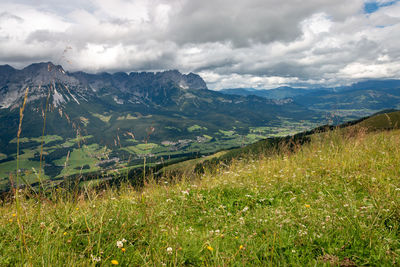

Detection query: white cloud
xmin=0 ymin=0 xmax=399 ymax=89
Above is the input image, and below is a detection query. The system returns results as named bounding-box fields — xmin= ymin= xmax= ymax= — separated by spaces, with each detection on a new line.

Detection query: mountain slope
xmin=220 ymin=80 xmax=400 ymax=120
xmin=220 ymin=86 xmax=313 ymax=99
xmin=0 ymin=62 xmax=321 ymax=189
xmin=193 ymin=109 xmax=400 ymax=173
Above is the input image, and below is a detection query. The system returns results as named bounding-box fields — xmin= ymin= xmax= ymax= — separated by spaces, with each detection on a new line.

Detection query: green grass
xmin=117 ymin=114 xmax=139 ymax=120
xmin=219 ymin=129 xmax=236 ymax=136
xmin=160 ymin=151 xmax=227 ymax=175
xmin=0 ymin=149 xmax=50 ymax=189
xmin=188 ymin=125 xmax=208 ymax=132
xmin=70 ymin=135 xmax=94 ymax=143
xmin=91 ymin=113 xmax=112 ymax=123
xmin=80 ymin=116 xmax=89 ymax=127
xmin=54 ymin=144 xmax=110 ymax=177
xmin=1 ymin=128 xmax=399 ymax=265
xmin=122 ymin=143 xmax=160 ymax=156
xmin=9 ymin=135 xmax=63 ymax=144
xmin=358 ymin=110 xmax=400 ymax=129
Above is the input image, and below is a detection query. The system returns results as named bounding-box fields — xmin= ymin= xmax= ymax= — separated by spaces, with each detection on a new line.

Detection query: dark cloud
xmin=167 ymin=0 xmax=362 ymax=47
xmin=0 ymin=0 xmax=399 ymax=89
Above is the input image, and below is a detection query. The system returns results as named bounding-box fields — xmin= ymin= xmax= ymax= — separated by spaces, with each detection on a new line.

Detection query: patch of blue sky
xmin=364 ymin=0 xmax=399 ymax=14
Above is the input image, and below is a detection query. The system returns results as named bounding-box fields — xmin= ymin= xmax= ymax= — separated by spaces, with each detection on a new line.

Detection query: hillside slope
xmin=1 ymin=127 xmax=399 ymax=266
xmin=193 ymin=110 xmax=400 ymax=173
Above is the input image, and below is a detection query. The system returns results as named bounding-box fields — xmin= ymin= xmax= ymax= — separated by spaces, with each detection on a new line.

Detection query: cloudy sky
xmin=0 ymin=0 xmax=399 ymax=89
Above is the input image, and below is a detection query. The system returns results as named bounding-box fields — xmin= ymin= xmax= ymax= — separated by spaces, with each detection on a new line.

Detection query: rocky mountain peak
xmin=0 ymin=62 xmax=209 ymax=108
xmin=20 ymin=62 xmax=79 ymax=86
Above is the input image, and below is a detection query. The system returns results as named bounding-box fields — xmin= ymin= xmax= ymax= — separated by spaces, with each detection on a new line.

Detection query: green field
xmin=10 ymin=135 xmax=63 ymax=145
xmin=54 ymin=144 xmax=110 ymax=177
xmin=188 ymin=124 xmax=208 ymax=132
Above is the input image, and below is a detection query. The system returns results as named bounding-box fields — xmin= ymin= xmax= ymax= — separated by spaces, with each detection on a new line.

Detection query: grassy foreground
xmin=1 ymin=128 xmax=400 ymax=266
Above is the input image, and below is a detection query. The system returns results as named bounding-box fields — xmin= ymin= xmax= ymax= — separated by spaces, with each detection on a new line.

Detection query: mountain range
xmin=0 ymin=62 xmax=321 ymax=190
xmin=0 ymin=62 xmax=399 ymax=190
xmin=220 ymin=80 xmax=400 ymax=118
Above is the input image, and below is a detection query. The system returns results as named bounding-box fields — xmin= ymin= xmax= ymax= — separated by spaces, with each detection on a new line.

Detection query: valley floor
xmin=1 ymin=128 xmax=399 ymax=266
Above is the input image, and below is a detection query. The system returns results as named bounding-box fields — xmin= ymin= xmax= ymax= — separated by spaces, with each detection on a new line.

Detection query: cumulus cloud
xmin=0 ymin=0 xmax=399 ymax=89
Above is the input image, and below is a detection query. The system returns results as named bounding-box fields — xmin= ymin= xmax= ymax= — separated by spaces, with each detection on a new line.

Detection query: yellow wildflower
xmin=121 ymin=248 xmax=126 ymax=252
xmin=305 ymin=204 xmax=310 ymax=208
xmin=111 ymin=259 xmax=119 ymax=265
xmin=63 ymin=232 xmax=67 ymax=236
xmin=12 ymin=213 xmax=16 ymax=217
xmin=207 ymin=245 xmax=213 ymax=251
xmin=239 ymin=245 xmax=244 ymax=250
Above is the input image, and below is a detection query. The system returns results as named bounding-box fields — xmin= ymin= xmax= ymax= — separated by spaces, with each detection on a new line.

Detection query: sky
xmin=0 ymin=0 xmax=399 ymax=90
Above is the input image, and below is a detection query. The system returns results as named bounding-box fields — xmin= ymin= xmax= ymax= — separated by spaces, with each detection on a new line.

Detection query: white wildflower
xmin=90 ymin=254 xmax=101 ymax=262
xmin=166 ymin=247 xmax=173 ymax=254
xmin=116 ymin=241 xmax=123 ymax=248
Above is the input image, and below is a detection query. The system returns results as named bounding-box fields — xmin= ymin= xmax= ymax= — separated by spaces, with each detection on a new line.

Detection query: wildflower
xmin=167 ymin=247 xmax=173 ymax=254
xmin=90 ymin=254 xmax=101 ymax=262
xmin=239 ymin=245 xmax=244 ymax=250
xmin=40 ymin=222 xmax=46 ymax=228
xmin=121 ymin=248 xmax=126 ymax=252
xmin=111 ymin=259 xmax=119 ymax=265
xmin=63 ymin=232 xmax=67 ymax=236
xmin=242 ymin=206 xmax=249 ymax=212
xmin=305 ymin=204 xmax=310 ymax=208
xmin=116 ymin=241 xmax=123 ymax=248
xmin=121 ymin=238 xmax=127 ymax=243
xmin=75 ymin=207 xmax=79 ymax=211
xmin=12 ymin=213 xmax=16 ymax=217
xmin=235 ymin=236 xmax=239 ymax=239
xmin=207 ymin=245 xmax=213 ymax=251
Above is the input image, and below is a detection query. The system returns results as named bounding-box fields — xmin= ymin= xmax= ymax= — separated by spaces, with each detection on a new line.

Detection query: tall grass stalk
xmin=37 ymin=87 xmax=51 ymax=196
xmin=15 ymin=86 xmax=30 ymax=259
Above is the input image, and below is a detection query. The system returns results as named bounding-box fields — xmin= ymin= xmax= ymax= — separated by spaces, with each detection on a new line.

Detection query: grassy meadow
xmin=0 ymin=126 xmax=399 ymax=266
